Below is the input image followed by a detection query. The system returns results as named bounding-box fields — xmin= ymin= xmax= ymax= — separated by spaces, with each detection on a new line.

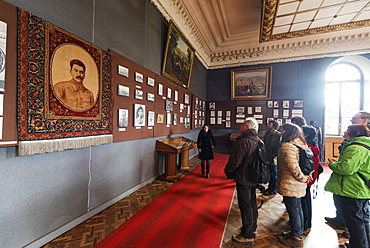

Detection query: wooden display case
xmin=156 ymin=136 xmax=197 ymax=181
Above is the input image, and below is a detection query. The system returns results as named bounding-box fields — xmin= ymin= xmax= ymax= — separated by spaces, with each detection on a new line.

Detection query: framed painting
xmin=231 ymin=67 xmax=271 ymax=100
xmin=162 ymin=22 xmax=194 ymax=88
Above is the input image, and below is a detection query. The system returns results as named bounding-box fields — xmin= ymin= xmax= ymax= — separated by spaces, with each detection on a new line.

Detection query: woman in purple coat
xmin=197 ymin=125 xmax=216 ymax=178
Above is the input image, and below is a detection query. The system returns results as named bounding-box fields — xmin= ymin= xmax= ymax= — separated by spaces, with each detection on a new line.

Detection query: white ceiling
xmin=150 ymin=0 xmax=370 ymax=69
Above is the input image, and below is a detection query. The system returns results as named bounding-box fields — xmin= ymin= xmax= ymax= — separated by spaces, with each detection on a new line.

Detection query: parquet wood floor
xmin=43 ymin=157 xmax=348 ymax=248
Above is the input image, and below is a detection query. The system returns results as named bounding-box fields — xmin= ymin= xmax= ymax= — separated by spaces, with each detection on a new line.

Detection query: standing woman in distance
xmin=197 ymin=124 xmax=216 ymax=178
xmin=276 ymin=123 xmax=311 ymax=248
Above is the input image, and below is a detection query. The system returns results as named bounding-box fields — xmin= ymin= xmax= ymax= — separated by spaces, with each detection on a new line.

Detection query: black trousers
xmin=340 ymin=195 xmax=370 ymax=248
xmin=200 ymin=160 xmax=210 ymax=174
xmin=236 ymin=183 xmax=258 ymax=239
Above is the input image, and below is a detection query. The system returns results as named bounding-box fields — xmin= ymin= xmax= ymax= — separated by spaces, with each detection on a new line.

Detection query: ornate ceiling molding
xmin=151 ymin=0 xmax=370 ymax=70
xmin=209 ymin=32 xmax=370 ymax=69
xmin=260 ymin=0 xmax=370 ymax=42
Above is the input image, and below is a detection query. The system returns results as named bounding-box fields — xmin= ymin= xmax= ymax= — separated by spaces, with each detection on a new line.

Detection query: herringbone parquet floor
xmin=43 ymin=156 xmax=348 ymax=248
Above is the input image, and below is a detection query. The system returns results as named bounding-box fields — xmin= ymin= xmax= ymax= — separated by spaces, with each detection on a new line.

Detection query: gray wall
xmin=207 ymin=58 xmax=336 ymax=130
xmin=1 ymin=0 xmax=206 ymax=247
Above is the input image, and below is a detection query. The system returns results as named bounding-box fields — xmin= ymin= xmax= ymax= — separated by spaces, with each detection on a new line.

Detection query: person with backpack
xmin=224 ymin=117 xmax=263 ymax=245
xmin=276 ymin=123 xmax=312 ymax=248
xmin=325 ymin=124 xmax=370 ymax=248
xmin=262 ymin=120 xmax=281 ymax=196
xmin=301 ymin=125 xmax=321 ymax=233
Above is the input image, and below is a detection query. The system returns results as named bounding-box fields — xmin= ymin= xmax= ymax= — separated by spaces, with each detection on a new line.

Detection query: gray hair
xmin=244 ymin=117 xmax=259 ymax=132
xmin=359 ymin=110 xmax=370 ymax=119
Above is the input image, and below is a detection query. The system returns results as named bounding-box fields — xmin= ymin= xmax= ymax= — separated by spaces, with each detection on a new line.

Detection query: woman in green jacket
xmin=325 ymin=124 xmax=370 ymax=248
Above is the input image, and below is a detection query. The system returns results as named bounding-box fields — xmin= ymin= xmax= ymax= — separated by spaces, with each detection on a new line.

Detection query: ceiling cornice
xmin=150 ymin=0 xmax=370 ymax=70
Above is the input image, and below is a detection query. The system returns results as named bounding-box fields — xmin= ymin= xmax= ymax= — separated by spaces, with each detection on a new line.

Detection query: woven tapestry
xmin=18 ymin=10 xmax=113 ymax=155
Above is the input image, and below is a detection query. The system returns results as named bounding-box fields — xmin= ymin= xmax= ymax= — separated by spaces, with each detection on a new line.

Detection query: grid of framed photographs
xmin=191 ymin=95 xmax=205 ymax=129
xmin=112 ymin=50 xmax=192 ymax=142
xmin=207 ymin=99 xmax=304 ymax=130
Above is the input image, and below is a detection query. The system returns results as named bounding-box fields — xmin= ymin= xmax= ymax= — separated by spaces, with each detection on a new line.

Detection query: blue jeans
xmin=283 ymin=196 xmax=304 ymax=237
xmin=340 ymin=196 xmax=370 ymax=248
xmin=333 ymin=194 xmax=346 ymax=227
xmin=236 ymin=183 xmax=258 ymax=239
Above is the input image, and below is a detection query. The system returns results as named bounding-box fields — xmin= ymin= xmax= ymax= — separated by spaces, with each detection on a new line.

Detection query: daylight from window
xmin=325 ymin=63 xmax=361 ymax=136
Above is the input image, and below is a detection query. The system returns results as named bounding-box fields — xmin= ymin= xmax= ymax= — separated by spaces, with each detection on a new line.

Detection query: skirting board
xmin=23 ymin=176 xmax=157 ymax=248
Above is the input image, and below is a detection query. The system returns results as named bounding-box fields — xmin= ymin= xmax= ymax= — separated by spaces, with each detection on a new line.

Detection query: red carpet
xmin=95 ymin=154 xmax=235 ymax=248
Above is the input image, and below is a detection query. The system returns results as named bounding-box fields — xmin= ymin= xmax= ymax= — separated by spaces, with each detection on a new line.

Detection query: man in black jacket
xmin=224 ymin=117 xmax=262 ymax=245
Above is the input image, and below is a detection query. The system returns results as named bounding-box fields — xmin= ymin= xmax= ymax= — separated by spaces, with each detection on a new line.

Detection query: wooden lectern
xmin=156 ymin=137 xmax=197 ymax=181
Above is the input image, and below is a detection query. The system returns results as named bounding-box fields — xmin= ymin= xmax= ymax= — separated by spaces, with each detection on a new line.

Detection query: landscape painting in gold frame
xmin=162 ymin=22 xmax=194 ymax=88
xmin=231 ymin=67 xmax=271 ymax=100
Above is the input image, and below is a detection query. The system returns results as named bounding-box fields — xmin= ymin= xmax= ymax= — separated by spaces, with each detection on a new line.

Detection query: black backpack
xmin=246 ymin=138 xmax=270 ymax=184
xmin=295 ymin=145 xmax=314 ymax=175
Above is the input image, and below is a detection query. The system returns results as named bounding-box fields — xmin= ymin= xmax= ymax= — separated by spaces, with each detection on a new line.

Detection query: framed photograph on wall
xmin=231 ymin=67 xmax=271 ymax=99
xmin=147 ymin=77 xmax=155 ymax=87
xmin=135 ymin=72 xmax=143 ymax=83
xmin=184 ymin=94 xmax=189 ymax=104
xmin=134 ymin=104 xmax=145 ymax=127
xmin=117 ymin=65 xmax=129 ymax=77
xmin=294 ymin=100 xmax=304 ymax=108
xmin=157 ymin=114 xmax=164 ymax=124
xmin=148 ymin=111 xmax=155 ymax=126
xmin=174 ymin=90 xmax=178 ymax=101
xmin=117 ymin=85 xmax=129 ymax=97
xmin=165 ymin=100 xmax=173 ymax=111
xmin=147 ymin=93 xmax=155 ymax=102
xmin=166 ymin=112 xmax=171 ymax=125
xmin=135 ymin=89 xmax=143 ymax=100
xmin=158 ymin=83 xmax=163 ymax=96
xmin=118 ymin=109 xmax=128 ymax=127
xmin=162 ymin=22 xmax=195 ymax=88
xmin=173 ymin=113 xmax=177 ymax=125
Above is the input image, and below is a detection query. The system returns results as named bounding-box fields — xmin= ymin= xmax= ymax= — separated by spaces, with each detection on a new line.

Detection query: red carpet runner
xmin=95 ymin=154 xmax=235 ymax=248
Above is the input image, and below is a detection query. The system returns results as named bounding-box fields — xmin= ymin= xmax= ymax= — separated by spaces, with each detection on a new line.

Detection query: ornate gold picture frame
xmin=162 ymin=22 xmax=194 ymax=88
xmin=231 ymin=67 xmax=271 ymax=100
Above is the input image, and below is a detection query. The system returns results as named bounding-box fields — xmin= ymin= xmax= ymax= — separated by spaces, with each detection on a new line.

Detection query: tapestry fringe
xmin=18 ymin=135 xmax=113 ymax=156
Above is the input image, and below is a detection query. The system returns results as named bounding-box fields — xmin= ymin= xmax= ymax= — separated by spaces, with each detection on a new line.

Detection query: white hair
xmin=244 ymin=117 xmax=259 ymax=132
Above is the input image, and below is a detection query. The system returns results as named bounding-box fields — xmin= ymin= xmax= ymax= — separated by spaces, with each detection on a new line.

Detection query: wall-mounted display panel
xmin=0 ymin=2 xmax=18 ymax=147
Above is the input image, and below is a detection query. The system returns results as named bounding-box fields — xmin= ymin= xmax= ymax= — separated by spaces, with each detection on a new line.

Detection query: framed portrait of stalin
xmin=18 ymin=10 xmax=112 ymax=146
xmin=46 ymin=28 xmax=102 ymax=120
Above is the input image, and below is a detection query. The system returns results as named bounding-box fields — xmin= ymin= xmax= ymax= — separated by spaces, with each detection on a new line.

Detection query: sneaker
xmin=238 ymin=226 xmax=257 ymax=237
xmin=257 ymin=184 xmax=266 ymax=193
xmin=263 ymin=191 xmax=277 ymax=196
xmin=342 ymin=230 xmax=350 ymax=238
xmin=344 ymin=241 xmax=351 ymax=248
xmin=231 ymin=233 xmax=255 ymax=245
xmin=303 ymin=228 xmax=311 ymax=236
xmin=324 ymin=217 xmax=347 ymax=230
xmin=278 ymin=233 xmax=303 ymax=248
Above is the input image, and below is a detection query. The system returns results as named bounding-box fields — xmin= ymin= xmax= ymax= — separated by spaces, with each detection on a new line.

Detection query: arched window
xmin=325 ymin=63 xmax=363 ymax=136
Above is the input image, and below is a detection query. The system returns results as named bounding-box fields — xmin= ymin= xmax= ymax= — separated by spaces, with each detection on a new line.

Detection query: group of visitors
xmin=219 ymin=112 xmax=370 ymax=248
